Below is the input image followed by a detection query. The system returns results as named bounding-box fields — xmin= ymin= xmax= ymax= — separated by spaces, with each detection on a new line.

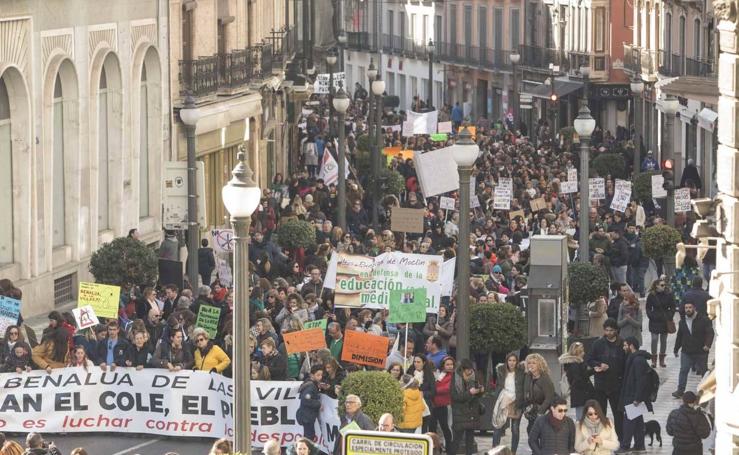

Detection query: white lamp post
xmin=333 ymin=87 xmax=350 ymax=231
xmin=370 ymin=75 xmax=385 ymax=230
xmin=450 ymin=126 xmax=480 ymax=361
xmin=510 ymin=52 xmax=521 ymax=121
xmin=427 ymin=39 xmax=435 ymax=108
xmin=179 ymin=94 xmax=201 ymax=289
xmin=574 ymin=102 xmax=596 ymax=262
xmin=221 ymin=147 xmax=261 ymax=453
xmin=630 ymin=79 xmax=645 ymax=175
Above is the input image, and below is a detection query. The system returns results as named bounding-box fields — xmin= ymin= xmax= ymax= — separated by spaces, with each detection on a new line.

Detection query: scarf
xmin=547 ymin=412 xmax=563 ymax=432
xmin=583 ymin=417 xmax=603 ymax=437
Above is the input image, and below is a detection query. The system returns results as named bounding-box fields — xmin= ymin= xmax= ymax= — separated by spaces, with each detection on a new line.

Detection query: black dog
xmin=645 ymin=419 xmax=662 ymax=447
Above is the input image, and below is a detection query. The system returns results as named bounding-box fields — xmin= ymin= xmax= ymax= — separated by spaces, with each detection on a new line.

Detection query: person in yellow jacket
xmin=193 ymin=327 xmax=231 ymax=374
xmin=399 ymin=375 xmax=426 ymax=433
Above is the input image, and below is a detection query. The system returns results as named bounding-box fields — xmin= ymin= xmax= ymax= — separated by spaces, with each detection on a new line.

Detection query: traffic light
xmin=550 ymin=93 xmax=558 ymax=102
xmin=662 ymin=159 xmax=674 ymax=191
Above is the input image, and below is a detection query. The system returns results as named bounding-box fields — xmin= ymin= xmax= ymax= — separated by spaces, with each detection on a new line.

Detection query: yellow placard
xmin=78 ymin=282 xmax=120 ymax=319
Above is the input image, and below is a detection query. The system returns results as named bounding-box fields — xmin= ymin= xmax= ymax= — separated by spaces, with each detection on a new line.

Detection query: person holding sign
xmin=193 ymin=327 xmax=231 ymax=374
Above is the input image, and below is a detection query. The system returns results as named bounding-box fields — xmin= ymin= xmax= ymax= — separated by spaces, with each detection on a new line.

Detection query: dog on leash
xmin=645 ymin=419 xmax=662 ymax=447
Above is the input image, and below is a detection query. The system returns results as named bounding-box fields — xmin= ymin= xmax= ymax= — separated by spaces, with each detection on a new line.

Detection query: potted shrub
xmin=633 ymin=171 xmax=661 ymax=203
xmin=642 ymin=224 xmax=682 ymax=260
xmin=274 ymin=219 xmax=317 ymax=267
xmin=338 ymin=370 xmax=403 ymax=423
xmin=89 ymin=237 xmax=158 ymax=288
xmin=591 ymin=153 xmax=627 ymax=179
xmin=568 ymin=262 xmax=610 ymax=336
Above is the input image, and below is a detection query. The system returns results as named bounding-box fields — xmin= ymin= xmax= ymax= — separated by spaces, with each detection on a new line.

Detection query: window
xmin=679 ymin=16 xmax=686 ymax=56
xmin=449 ymin=6 xmax=457 ymax=47
xmin=139 ymin=65 xmax=150 ymax=218
xmin=665 ymin=13 xmax=672 ymax=55
xmin=53 ymin=74 xmax=66 ymax=247
xmin=388 ymin=11 xmax=394 ymax=41
xmin=423 ymin=15 xmax=428 ymax=44
xmin=0 ymin=77 xmax=12 ymax=264
xmin=435 ymin=15 xmax=442 ymax=46
xmin=510 ymin=9 xmax=520 ymax=51
xmin=479 ymin=7 xmax=487 ymax=55
xmin=98 ymin=67 xmax=110 ymax=231
xmin=464 ymin=6 xmax=472 ymax=48
xmin=594 ymin=7 xmax=605 ymax=52
xmin=399 ymin=12 xmax=405 ymax=50
xmin=694 ymin=19 xmax=701 ymax=58
xmin=494 ymin=9 xmax=503 ymax=50
xmin=411 ymin=13 xmax=416 ymax=40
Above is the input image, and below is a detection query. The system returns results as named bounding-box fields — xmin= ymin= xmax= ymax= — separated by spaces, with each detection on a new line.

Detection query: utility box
xmin=527 ymin=235 xmax=569 ymax=388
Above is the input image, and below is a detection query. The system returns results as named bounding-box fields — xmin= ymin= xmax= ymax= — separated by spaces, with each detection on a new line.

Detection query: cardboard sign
xmin=195 ymin=305 xmax=222 ymax=339
xmin=78 ymin=282 xmax=120 ymax=319
xmin=344 ymin=430 xmax=432 ymax=455
xmin=611 ymin=179 xmax=632 ymax=212
xmin=0 ymin=296 xmax=21 ymax=335
xmin=388 ymin=288 xmax=428 ymax=323
xmin=210 ymin=229 xmax=234 ymax=253
xmin=406 ymin=110 xmax=439 ymax=135
xmin=313 ymin=72 xmax=346 ymax=94
xmin=283 ymin=328 xmax=327 ymax=354
xmin=509 ymin=209 xmax=525 ymax=220
xmin=391 ymin=207 xmax=425 ymax=233
xmin=675 ymin=187 xmax=692 ymax=212
xmin=470 ymin=194 xmax=482 ymax=209
xmin=402 ymin=120 xmax=415 ymax=137
xmin=439 ymin=196 xmax=456 ymax=210
xmin=437 ymin=121 xmax=452 ymax=133
xmin=303 ymin=319 xmax=329 ymax=331
xmin=342 ymin=330 xmax=389 ymax=368
xmin=530 ymin=197 xmax=547 ymax=212
xmin=72 ymin=305 xmax=100 ymax=330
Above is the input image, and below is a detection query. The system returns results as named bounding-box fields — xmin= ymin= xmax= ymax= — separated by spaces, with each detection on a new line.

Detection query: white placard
xmin=439 ymin=196 xmax=456 ymax=210
xmin=402 ymin=120 xmax=415 ymax=137
xmin=72 ymin=305 xmax=100 ymax=330
xmin=210 ymin=229 xmax=234 ymax=253
xmin=568 ymin=168 xmax=577 ymax=182
xmin=589 ymin=178 xmax=605 ymax=200
xmin=560 ymin=181 xmax=578 ymax=194
xmin=413 ymin=147 xmax=460 ymax=197
xmin=406 ymin=110 xmax=439 ymax=135
xmin=674 ymin=187 xmax=692 ymax=212
xmin=651 ymin=174 xmax=668 ymax=198
xmin=437 ymin=121 xmax=453 ymax=133
xmin=499 ymin=177 xmax=513 ymax=191
xmin=471 ymin=195 xmax=482 ymax=209
xmin=611 ymin=179 xmax=632 ymax=212
xmin=313 ymin=72 xmax=346 ymax=94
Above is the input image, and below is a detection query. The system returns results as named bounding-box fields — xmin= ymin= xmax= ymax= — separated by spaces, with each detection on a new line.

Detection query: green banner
xmin=430 ymin=133 xmax=448 ymax=142
xmin=304 ymin=319 xmax=328 ymax=331
xmin=196 ymin=305 xmax=222 ymax=338
xmin=388 ymin=288 xmax=428 ymax=323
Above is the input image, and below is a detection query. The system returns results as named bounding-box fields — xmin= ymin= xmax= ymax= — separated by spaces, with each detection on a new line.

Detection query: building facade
xmin=170 ymin=0 xmax=295 ymax=228
xmin=0 ymin=0 xmax=169 ymax=315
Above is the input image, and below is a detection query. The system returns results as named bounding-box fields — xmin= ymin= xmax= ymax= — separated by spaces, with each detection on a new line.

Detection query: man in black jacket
xmin=197 ymin=239 xmax=216 ymax=286
xmin=618 ymin=336 xmax=653 ymax=453
xmin=94 ymin=320 xmax=130 ymax=370
xmin=666 ymin=392 xmax=712 ymax=454
xmin=673 ymin=302 xmax=714 ymax=398
xmin=608 ymin=229 xmax=629 ymax=285
xmin=296 ymin=365 xmax=324 ymax=440
xmin=586 ymin=318 xmax=626 ymax=442
xmin=680 ymin=276 xmax=710 ymax=318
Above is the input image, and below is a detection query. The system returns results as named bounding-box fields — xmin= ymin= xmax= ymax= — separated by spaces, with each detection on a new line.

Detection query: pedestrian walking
xmin=528 ymin=396 xmax=576 ymax=455
xmin=575 ymin=400 xmax=620 ymax=455
xmin=559 ymin=342 xmax=596 ymax=420
xmin=617 ymin=336 xmax=653 ymax=453
xmin=522 ymin=353 xmax=556 ymax=435
xmin=617 ymin=292 xmax=643 ymax=346
xmin=296 ymin=365 xmax=323 ymax=440
xmin=492 ymin=352 xmax=525 ymax=453
xmin=450 ymin=359 xmax=485 ymax=455
xmin=586 ymin=318 xmax=626 ymax=442
xmin=430 ymin=356 xmax=454 ymax=451
xmin=645 ymin=278 xmax=676 ymax=368
xmin=672 ymin=302 xmax=714 ymax=399
xmin=666 ymin=391 xmax=712 ymax=455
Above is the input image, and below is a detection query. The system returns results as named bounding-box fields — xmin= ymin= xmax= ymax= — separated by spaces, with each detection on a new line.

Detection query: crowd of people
xmin=0 ymin=82 xmax=716 ymax=455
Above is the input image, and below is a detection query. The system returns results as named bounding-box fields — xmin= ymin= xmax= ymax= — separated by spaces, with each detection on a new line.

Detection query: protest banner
xmin=456 ymin=126 xmax=477 ymax=140
xmin=413 ymin=147 xmax=459 ymax=197
xmin=437 ymin=121 xmax=452 ymax=133
xmin=195 ymin=305 xmax=222 ymax=339
xmin=499 ymin=177 xmax=513 ymax=191
xmin=675 ymin=187 xmax=692 ymax=212
xmin=402 ymin=120 xmax=414 ymax=137
xmin=303 ymin=319 xmax=328 ymax=331
xmin=493 ymin=186 xmax=511 ymax=210
xmin=344 ymin=430 xmax=432 ymax=455
xmin=651 ymin=174 xmax=668 ymax=198
xmin=283 ymin=328 xmax=328 ymax=354
xmin=439 ymin=196 xmax=456 ymax=210
xmin=560 ymin=180 xmax=578 ymax=194
xmin=0 ymin=372 xmax=341 ymax=451
xmin=406 ymin=110 xmax=439 ymax=134
xmin=388 ymin=288 xmax=428 ymax=323
xmin=78 ymin=282 xmax=120 ymax=319
xmin=440 ymin=258 xmax=456 ymax=297
xmin=342 ymin=330 xmax=389 ymax=368
xmin=382 ymin=147 xmax=414 ymax=161
xmin=589 ymin=178 xmax=605 ymax=200
xmin=0 ymin=296 xmax=21 ymax=335
xmin=72 ymin=305 xmax=100 ymax=330
xmin=326 ymin=252 xmax=442 ymax=312
xmin=530 ymin=197 xmax=547 ymax=212
xmin=390 ymin=208 xmax=425 ymax=233
xmin=210 ymin=229 xmax=234 ymax=253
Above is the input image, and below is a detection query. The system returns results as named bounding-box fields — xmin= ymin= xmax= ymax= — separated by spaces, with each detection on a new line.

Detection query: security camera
xmin=691 ymin=198 xmax=715 ymax=218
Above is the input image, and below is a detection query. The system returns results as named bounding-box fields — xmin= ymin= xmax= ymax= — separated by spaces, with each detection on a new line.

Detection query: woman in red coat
xmin=430 ymin=356 xmax=455 ymax=451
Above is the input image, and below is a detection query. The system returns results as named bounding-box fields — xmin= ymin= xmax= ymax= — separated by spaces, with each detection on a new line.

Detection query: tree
xmin=633 ymin=171 xmax=660 ymax=203
xmin=89 ymin=237 xmax=158 ymax=288
xmin=273 ymin=219 xmax=316 ymax=250
xmin=568 ymin=262 xmax=610 ymax=306
xmin=591 ymin=153 xmax=627 ymax=179
xmin=470 ymin=303 xmax=527 ymax=355
xmin=338 ymin=371 xmax=403 ymax=423
xmin=642 ymin=224 xmax=682 ymax=259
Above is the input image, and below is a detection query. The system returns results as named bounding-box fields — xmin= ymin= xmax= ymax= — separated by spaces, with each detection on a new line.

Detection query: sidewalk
xmin=22 ymin=301 xmax=78 ymax=338
xmin=476 ymin=298 xmax=712 ymax=454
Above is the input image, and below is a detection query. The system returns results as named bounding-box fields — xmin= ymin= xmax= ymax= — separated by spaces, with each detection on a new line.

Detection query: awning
xmin=529 ymin=79 xmax=584 ymax=100
xmin=697 ymin=107 xmax=718 ymax=132
xmin=658 ymin=76 xmax=719 ymax=105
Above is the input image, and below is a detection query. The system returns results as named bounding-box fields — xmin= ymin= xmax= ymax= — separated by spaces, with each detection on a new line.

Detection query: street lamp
xmin=427 ymin=39 xmax=435 ymax=109
xmin=221 ymin=147 xmax=261 ymax=454
xmin=333 ymin=86 xmax=350 ymax=231
xmin=179 ymin=93 xmax=201 ymax=289
xmin=630 ymin=79 xmax=645 ymax=176
xmin=371 ymin=75 xmax=385 ymax=230
xmin=327 ymin=48 xmax=338 ymax=136
xmin=510 ymin=52 xmax=521 ymax=123
xmin=337 ymin=30 xmax=347 ymax=72
xmin=660 ymin=94 xmax=679 ymax=227
xmin=574 ymin=102 xmax=596 ymax=263
xmin=367 ymin=58 xmax=377 ymax=143
xmin=450 ymin=126 xmax=479 ymax=361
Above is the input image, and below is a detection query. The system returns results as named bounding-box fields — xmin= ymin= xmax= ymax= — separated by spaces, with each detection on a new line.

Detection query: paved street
xmin=1 ymin=434 xmax=214 ymax=455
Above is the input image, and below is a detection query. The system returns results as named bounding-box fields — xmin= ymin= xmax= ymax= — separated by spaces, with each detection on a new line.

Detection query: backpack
xmin=646 ymin=365 xmax=660 ymax=402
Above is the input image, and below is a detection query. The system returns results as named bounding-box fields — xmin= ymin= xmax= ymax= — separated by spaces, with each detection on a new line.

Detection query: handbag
xmin=666 ymin=320 xmax=676 ymax=334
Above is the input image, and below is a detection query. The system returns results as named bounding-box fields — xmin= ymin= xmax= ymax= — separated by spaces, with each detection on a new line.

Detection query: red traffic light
xmin=662 ymin=159 xmax=674 ymax=170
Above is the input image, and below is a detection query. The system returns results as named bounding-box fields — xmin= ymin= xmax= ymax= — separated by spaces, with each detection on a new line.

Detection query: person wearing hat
xmin=666 ymin=391 xmax=712 ymax=455
xmin=641 ymin=150 xmax=659 ymax=172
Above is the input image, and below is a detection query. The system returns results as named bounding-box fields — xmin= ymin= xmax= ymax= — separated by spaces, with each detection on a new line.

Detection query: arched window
xmin=694 ymin=18 xmax=701 ymax=58
xmin=0 ymin=77 xmax=12 ymax=264
xmin=52 ymin=74 xmax=66 ymax=247
xmin=139 ymin=65 xmax=149 ymax=218
xmin=98 ymin=66 xmax=110 ymax=231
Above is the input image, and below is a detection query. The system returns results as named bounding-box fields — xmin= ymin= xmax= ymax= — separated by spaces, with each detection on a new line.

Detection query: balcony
xmin=640 ymin=48 xmax=658 ymax=76
xmin=657 ymin=51 xmax=714 ymax=77
xmin=568 ymin=51 xmax=609 ymax=75
xmin=685 ymin=56 xmax=713 ymax=77
xmin=268 ymin=27 xmax=296 ymax=68
xmin=623 ymin=44 xmax=641 ymax=75
xmin=179 ymin=46 xmax=269 ymax=98
xmin=346 ymin=31 xmax=370 ymax=51
xmin=520 ymin=45 xmax=558 ymax=70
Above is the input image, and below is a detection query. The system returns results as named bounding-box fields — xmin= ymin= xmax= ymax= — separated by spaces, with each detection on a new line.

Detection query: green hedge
xmin=642 ymin=224 xmax=682 ymax=259
xmin=568 ymin=262 xmax=610 ymax=306
xmin=470 ymin=303 xmax=527 ymax=355
xmin=339 ymin=370 xmax=403 ymax=423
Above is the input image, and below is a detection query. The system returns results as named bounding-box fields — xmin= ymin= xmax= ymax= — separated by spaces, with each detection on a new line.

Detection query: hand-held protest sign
xmin=283 ymin=328 xmax=328 ymax=354
xmin=0 ymin=296 xmax=21 ymax=335
xmin=341 ymin=330 xmax=389 ymax=368
xmin=210 ymin=229 xmax=235 ymax=253
xmin=674 ymin=188 xmax=692 ymax=212
xmin=78 ymin=282 xmax=120 ymax=319
xmin=72 ymin=306 xmax=100 ymax=330
xmin=651 ymin=174 xmax=668 ymax=198
xmin=439 ymin=196 xmax=456 ymax=210
xmin=589 ymin=178 xmax=605 ymax=200
xmin=388 ymin=288 xmax=428 ymax=323
xmin=390 ymin=208 xmax=425 ymax=233
xmin=344 ymin=430 xmax=432 ymax=455
xmin=413 ymin=147 xmax=459 ymax=198
xmin=610 ymin=179 xmax=632 ymax=213
xmin=303 ymin=319 xmax=328 ymax=331
xmin=196 ymin=305 xmax=222 ymax=339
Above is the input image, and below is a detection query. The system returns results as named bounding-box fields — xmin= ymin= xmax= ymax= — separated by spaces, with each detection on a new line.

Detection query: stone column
xmin=712 ymin=3 xmax=739 ymax=452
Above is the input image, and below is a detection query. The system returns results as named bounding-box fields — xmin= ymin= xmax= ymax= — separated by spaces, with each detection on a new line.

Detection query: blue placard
xmin=0 ymin=295 xmax=21 ymax=333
